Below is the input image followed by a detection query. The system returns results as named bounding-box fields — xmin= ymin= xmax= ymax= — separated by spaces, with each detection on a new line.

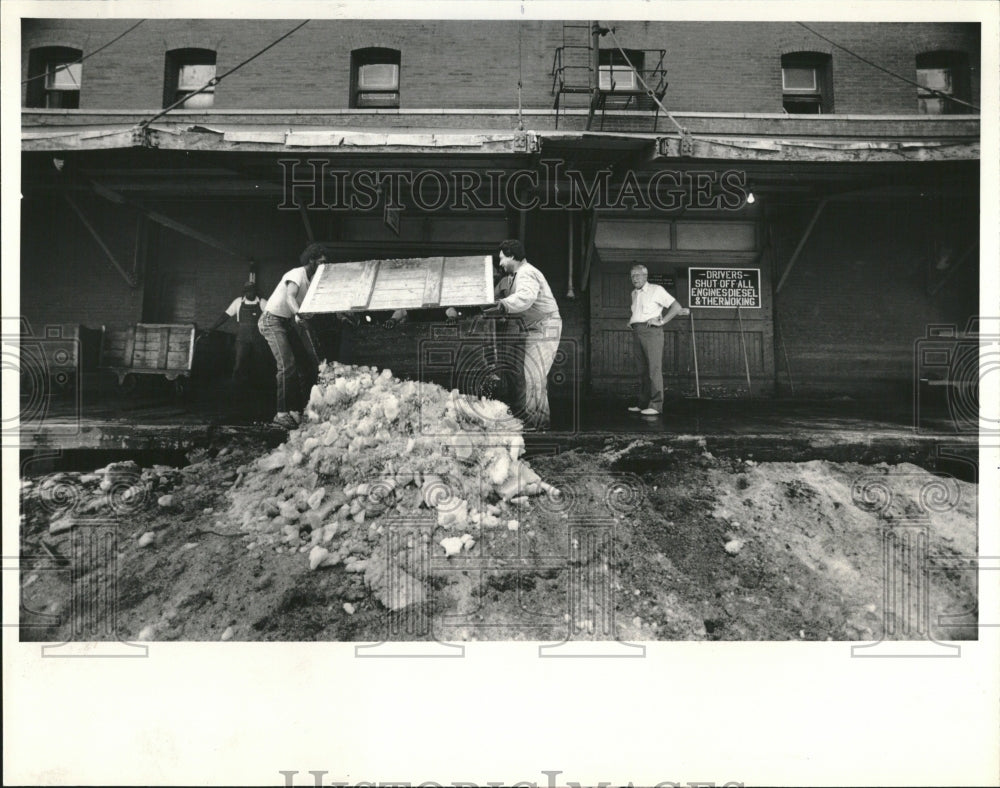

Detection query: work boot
xmin=272 ymin=412 xmax=298 ymax=430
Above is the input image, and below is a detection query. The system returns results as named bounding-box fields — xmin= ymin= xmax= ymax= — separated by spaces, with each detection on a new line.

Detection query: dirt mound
xmin=226 ymin=362 xmax=554 ymax=610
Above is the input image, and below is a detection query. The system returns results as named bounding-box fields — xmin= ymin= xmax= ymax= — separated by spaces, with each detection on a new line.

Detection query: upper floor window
xmin=26 ymin=47 xmax=82 ymax=108
xmin=350 ymin=48 xmax=400 ymax=108
xmin=781 ymin=52 xmax=833 ymax=114
xmin=916 ymin=51 xmax=971 ymax=115
xmin=598 ymin=49 xmax=643 ymax=92
xmin=163 ymin=48 xmax=217 ymax=109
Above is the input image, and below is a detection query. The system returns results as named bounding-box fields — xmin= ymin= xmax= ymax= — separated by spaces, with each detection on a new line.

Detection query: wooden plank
xmin=301 ymin=255 xmax=493 ymax=315
xmin=351 ymin=260 xmax=380 ymax=309
xmin=421 ymin=257 xmax=445 ymax=308
xmin=123 ymin=326 xmax=136 ymax=368
xmin=156 ymin=328 xmax=170 ymax=369
xmin=298 ymin=262 xmax=367 ymax=314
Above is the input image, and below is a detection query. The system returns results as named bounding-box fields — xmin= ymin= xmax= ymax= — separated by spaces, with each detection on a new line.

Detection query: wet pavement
xmin=18 ymin=375 xmax=977 ymax=475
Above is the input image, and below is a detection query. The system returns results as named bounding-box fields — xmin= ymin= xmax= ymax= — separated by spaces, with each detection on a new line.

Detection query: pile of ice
xmin=226 ymin=361 xmax=553 ymax=609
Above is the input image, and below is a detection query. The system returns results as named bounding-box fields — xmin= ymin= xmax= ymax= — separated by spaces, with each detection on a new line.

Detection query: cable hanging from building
xmin=796 ymin=21 xmax=981 ymax=112
xmin=139 ymin=19 xmax=311 ymax=128
xmin=603 ymin=24 xmax=689 ymax=137
xmin=21 ymin=19 xmax=147 ymax=85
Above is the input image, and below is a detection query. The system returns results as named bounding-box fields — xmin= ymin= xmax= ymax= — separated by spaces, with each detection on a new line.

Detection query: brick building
xmin=20 ymin=19 xmax=981 ymax=401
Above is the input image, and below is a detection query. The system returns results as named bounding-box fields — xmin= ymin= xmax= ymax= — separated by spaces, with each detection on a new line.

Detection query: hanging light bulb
xmin=746 ymin=191 xmax=756 ymax=205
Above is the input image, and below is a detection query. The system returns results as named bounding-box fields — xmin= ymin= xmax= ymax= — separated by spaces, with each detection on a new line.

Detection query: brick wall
xmin=772 ymin=198 xmax=979 ymax=395
xmin=22 ymin=19 xmax=980 ymax=114
xmin=20 ymin=195 xmax=145 ymax=331
xmin=19 ymin=195 xmax=307 ymax=332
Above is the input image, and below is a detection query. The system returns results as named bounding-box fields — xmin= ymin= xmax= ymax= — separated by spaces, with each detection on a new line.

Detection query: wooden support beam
xmin=132 ymin=212 xmax=149 ymax=281
xmin=929 ymin=242 xmax=978 ymax=296
xmin=775 ymin=197 xmax=827 ymax=294
xmin=85 ymin=177 xmax=251 ymax=260
xmin=299 ymin=203 xmax=315 ymax=243
xmin=64 ymin=194 xmax=138 ymax=288
xmin=579 ymin=209 xmax=599 ymax=293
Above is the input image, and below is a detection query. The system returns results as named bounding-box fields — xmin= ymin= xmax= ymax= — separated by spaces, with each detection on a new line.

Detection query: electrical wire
xmin=139 ymin=19 xmax=311 ymax=128
xmin=603 ymin=24 xmax=688 ymax=136
xmin=796 ymin=21 xmax=980 ymax=112
xmin=517 ymin=22 xmax=524 ymax=130
xmin=21 ymin=19 xmax=146 ymax=85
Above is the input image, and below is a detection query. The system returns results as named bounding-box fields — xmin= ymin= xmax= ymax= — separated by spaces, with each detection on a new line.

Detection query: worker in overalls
xmin=492 ymin=259 xmax=526 ymax=416
xmin=208 ymin=281 xmax=271 ymax=418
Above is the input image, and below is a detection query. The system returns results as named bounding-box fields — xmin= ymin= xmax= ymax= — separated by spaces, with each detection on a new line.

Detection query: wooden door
xmin=589 ymin=218 xmax=774 ymax=398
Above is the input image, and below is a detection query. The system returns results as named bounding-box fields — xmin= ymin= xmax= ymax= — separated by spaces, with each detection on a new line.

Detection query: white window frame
xmin=45 ymin=61 xmax=81 ymax=91
xmin=781 ymin=66 xmax=818 ymax=92
xmin=599 ymin=64 xmax=638 ymax=91
xmin=358 ymin=62 xmax=398 ymax=91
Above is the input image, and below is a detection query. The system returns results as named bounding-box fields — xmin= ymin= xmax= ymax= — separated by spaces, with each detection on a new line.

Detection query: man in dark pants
xmin=258 ymin=244 xmax=325 ymax=429
xmin=205 ymin=281 xmax=271 ymax=419
xmin=627 ymin=264 xmax=687 ymax=416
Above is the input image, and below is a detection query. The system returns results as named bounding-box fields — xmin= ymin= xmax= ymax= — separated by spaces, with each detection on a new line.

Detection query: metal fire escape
xmin=550 ymin=22 xmax=669 ymax=131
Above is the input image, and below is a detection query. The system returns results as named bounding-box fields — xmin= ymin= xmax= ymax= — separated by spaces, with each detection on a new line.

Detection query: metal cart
xmin=99 ymin=322 xmax=197 ymax=396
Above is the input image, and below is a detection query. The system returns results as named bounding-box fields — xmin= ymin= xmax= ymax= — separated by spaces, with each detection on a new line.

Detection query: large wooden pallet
xmin=298 ymin=255 xmax=494 ymax=316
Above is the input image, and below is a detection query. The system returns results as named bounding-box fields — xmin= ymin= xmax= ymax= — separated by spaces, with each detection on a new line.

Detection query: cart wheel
xmin=120 ymin=374 xmax=138 ymax=394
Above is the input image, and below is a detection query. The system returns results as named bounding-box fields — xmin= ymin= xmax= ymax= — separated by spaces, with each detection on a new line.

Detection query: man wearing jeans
xmin=258 ymin=243 xmax=325 ymax=429
xmin=628 ymin=264 xmax=686 ymax=416
xmin=484 ymin=239 xmax=561 ymax=431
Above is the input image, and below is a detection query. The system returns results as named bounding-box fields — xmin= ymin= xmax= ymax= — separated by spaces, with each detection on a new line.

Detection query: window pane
xmin=357 ymin=91 xmax=399 ymax=108
xmin=784 ymin=96 xmax=822 ymax=114
xmin=918 ymin=97 xmax=947 ymax=115
xmin=179 ymin=91 xmax=215 ymax=109
xmin=782 ymin=66 xmax=817 ymax=91
xmin=917 ymin=67 xmax=951 ymax=93
xmin=46 ymin=62 xmax=81 ymax=90
xmin=599 ymin=65 xmax=638 ymax=90
xmin=178 ymin=63 xmax=216 ymax=91
xmin=46 ymin=90 xmax=80 ymax=109
xmin=359 ymin=63 xmax=398 ymax=89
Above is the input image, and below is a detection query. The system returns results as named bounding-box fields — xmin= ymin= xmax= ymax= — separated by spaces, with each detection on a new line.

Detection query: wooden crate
xmin=99 ymin=323 xmax=197 ymax=384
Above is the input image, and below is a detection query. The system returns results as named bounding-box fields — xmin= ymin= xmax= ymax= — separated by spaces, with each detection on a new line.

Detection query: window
xmin=916 ymin=51 xmax=971 ymax=115
xmin=781 ymin=52 xmax=833 ymax=114
xmin=598 ymin=49 xmax=643 ymax=92
xmin=351 ymin=48 xmax=400 ymax=108
xmin=25 ymin=47 xmax=82 ymax=108
xmin=163 ymin=49 xmax=217 ymax=109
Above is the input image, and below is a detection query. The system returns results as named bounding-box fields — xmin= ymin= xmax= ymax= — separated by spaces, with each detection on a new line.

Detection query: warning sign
xmin=688 ymin=267 xmax=761 ymax=308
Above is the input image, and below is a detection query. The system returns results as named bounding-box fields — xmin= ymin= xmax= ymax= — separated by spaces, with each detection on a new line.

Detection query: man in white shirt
xmin=208 ymin=281 xmax=268 ymax=382
xmin=484 ymin=239 xmax=561 ymax=431
xmin=628 ymin=264 xmax=686 ymax=416
xmin=206 ymin=281 xmax=270 ymax=418
xmin=258 ymin=243 xmax=325 ymax=430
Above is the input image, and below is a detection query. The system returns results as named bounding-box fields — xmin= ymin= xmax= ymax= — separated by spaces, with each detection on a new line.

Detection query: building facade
xmin=20 ymin=19 xmax=981 ymax=400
